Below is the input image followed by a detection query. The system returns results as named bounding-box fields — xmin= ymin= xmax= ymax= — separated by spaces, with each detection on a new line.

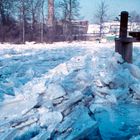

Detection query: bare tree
xmin=58 ymin=0 xmax=80 ymax=41
xmin=20 ymin=0 xmax=25 ymax=43
xmin=0 ymin=0 xmax=16 ymax=42
xmin=0 ymin=0 xmax=15 ymax=25
xmin=40 ymin=0 xmax=45 ymax=42
xmin=59 ymin=0 xmax=79 ymax=21
xmin=0 ymin=0 xmax=49 ymax=43
xmin=47 ymin=0 xmax=55 ymax=43
xmin=29 ymin=0 xmax=43 ymax=41
xmin=18 ymin=0 xmax=31 ymax=43
xmin=95 ymin=0 xmax=108 ymax=38
xmin=0 ymin=0 xmax=81 ymax=43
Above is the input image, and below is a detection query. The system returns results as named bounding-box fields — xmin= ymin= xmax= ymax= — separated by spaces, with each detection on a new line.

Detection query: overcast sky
xmin=79 ymin=0 xmax=140 ymax=23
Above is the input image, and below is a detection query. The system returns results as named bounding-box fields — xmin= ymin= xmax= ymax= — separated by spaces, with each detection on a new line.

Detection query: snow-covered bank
xmin=0 ymin=41 xmax=140 ymax=139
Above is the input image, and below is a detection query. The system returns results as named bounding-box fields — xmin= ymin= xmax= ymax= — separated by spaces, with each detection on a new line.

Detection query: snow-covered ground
xmin=0 ymin=41 xmax=140 ymax=140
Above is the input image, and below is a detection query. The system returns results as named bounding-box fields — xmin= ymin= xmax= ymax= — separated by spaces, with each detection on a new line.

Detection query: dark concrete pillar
xmin=115 ymin=11 xmax=133 ymax=63
xmin=119 ymin=11 xmax=129 ymax=38
xmin=115 ymin=39 xmax=133 ymax=63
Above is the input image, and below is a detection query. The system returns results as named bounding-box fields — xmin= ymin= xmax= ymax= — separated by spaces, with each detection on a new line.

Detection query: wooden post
xmin=115 ymin=11 xmax=133 ymax=63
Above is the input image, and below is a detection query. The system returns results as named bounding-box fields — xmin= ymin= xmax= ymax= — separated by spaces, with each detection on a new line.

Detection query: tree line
xmin=1 ymin=0 xmax=140 ymax=43
xmin=0 ymin=0 xmax=80 ymax=43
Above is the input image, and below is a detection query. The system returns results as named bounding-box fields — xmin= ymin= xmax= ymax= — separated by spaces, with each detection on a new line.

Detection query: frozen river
xmin=94 ymin=103 xmax=140 ymax=140
xmin=0 ymin=42 xmax=140 ymax=140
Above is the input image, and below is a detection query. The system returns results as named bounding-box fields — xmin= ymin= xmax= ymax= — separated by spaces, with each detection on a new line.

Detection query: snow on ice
xmin=0 ymin=42 xmax=140 ymax=139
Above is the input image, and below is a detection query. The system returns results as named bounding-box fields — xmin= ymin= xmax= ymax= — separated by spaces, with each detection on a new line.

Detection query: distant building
xmin=87 ymin=24 xmax=100 ymax=34
xmin=71 ymin=21 xmax=88 ymax=35
xmin=55 ymin=20 xmax=88 ymax=41
xmin=87 ymin=21 xmax=140 ymax=41
xmin=88 ymin=21 xmax=120 ymax=35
